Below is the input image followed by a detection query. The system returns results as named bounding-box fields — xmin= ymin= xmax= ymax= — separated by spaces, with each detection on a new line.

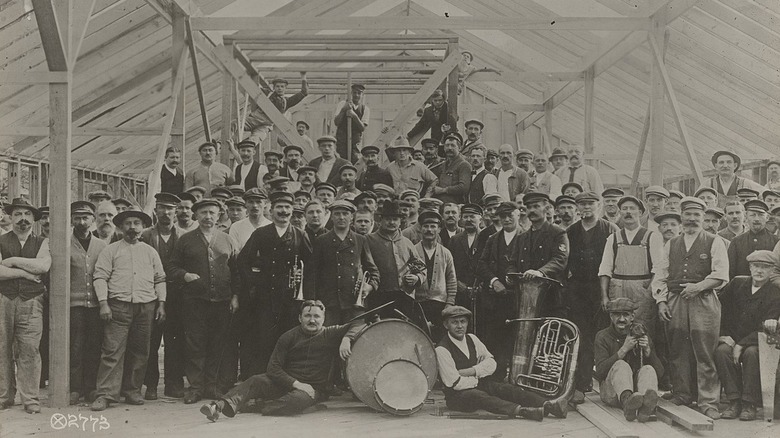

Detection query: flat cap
xmin=443 ymin=132 xmax=463 ymax=145
xmin=236 ymin=140 xmax=256 ymax=150
xmin=283 ymin=145 xmax=304 ymax=156
xmin=87 ymin=190 xmax=111 ymax=200
xmin=361 ymin=145 xmax=380 ymax=155
xmin=442 ymin=305 xmax=472 ymax=320
xmin=694 ymin=187 xmax=718 ymax=198
xmin=317 ymin=135 xmax=337 ymax=145
xmin=351 ymin=83 xmax=365 ymax=91
xmin=264 ymin=150 xmax=284 ymax=160
xmin=523 ymin=192 xmax=551 ymax=205
xmin=712 ymin=150 xmax=741 ymax=170
xmin=373 ymin=184 xmax=395 ymax=196
xmin=315 ymin=182 xmax=337 ymax=195
xmin=295 ymin=120 xmax=309 ymax=129
xmin=549 ymin=147 xmax=567 ymax=159
xmin=668 ymin=189 xmax=685 ymax=200
xmin=644 ymin=185 xmax=670 ymax=199
xmin=198 ymin=141 xmax=218 ymax=152
xmin=737 ymin=188 xmax=760 ymax=198
xmin=515 ymin=148 xmax=534 ymax=158
xmin=339 ymin=164 xmax=358 ymax=175
xmin=270 ymin=191 xmax=295 ymax=205
xmin=705 ymin=207 xmax=725 ymax=219
xmin=329 ymin=199 xmax=356 ymax=213
xmin=112 ymin=209 xmax=152 ymax=228
xmin=177 ymin=192 xmax=197 ymax=203
xmin=267 ymin=176 xmax=291 ymax=187
xmin=420 ymin=138 xmax=438 ymax=147
xmin=400 ymin=189 xmax=420 ymax=201
xmin=746 ymin=250 xmax=778 ymax=266
xmin=192 ymin=198 xmax=222 ymax=212
xmin=655 ymin=211 xmax=682 ymax=223
xmin=481 ymin=193 xmax=503 ymax=207
xmin=461 ymin=203 xmax=483 ymax=216
xmin=496 ymin=201 xmax=519 ymax=215
xmin=617 ymin=195 xmax=645 ymax=213
xmin=554 ymin=195 xmax=576 ymax=207
xmin=486 ymin=149 xmax=499 ymax=158
xmin=772 ymin=206 xmax=780 ymax=215
xmin=744 ymin=199 xmax=769 ymax=213
xmin=575 ymin=192 xmax=601 ymax=203
xmin=185 ymin=186 xmax=207 ymax=195
xmin=297 ymin=165 xmax=317 ymax=174
xmin=354 ymin=191 xmax=377 ymax=203
xmin=605 ymin=298 xmax=638 ymax=313
xmin=112 ymin=198 xmax=132 ymax=208
xmin=154 ymin=192 xmax=181 ymax=207
xmin=224 ymin=197 xmax=246 ymax=208
xmin=398 ymin=200 xmax=413 ymax=209
xmin=602 ymin=188 xmax=625 ymax=198
xmin=228 ymin=185 xmax=246 ymax=197
xmin=464 ymin=119 xmax=484 ymax=129
xmin=271 ymin=78 xmax=288 ymax=85
xmin=293 ymin=190 xmax=312 ymax=200
xmin=680 ymin=196 xmax=707 ymax=211
xmin=561 ymin=182 xmax=583 ymax=194
xmin=71 ymin=201 xmax=95 ymax=216
xmin=418 ymin=197 xmax=444 ymax=212
xmin=763 ymin=189 xmax=780 ymax=200
xmin=211 ymin=187 xmax=232 ymax=199
xmin=418 ymin=210 xmax=442 ymax=225
xmin=243 ymin=188 xmax=268 ymax=201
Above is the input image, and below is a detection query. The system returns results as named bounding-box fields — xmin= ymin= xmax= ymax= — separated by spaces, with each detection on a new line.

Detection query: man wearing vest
xmin=565 ymin=192 xmax=620 ymax=403
xmin=333 ymin=84 xmax=369 ymax=163
xmin=0 ymin=199 xmax=51 ymax=413
xmin=652 ymin=197 xmax=729 ymax=419
xmin=435 ymin=305 xmax=567 ymax=420
xmin=161 ymin=147 xmax=184 ymax=195
xmin=233 ymin=140 xmax=262 ymax=191
xmin=708 ymin=151 xmax=765 ymax=208
xmin=727 ymin=199 xmax=778 ymax=278
xmin=466 ymin=145 xmax=498 ymax=204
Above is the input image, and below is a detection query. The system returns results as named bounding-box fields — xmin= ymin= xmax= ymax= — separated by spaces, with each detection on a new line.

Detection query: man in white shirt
xmin=308 ymin=136 xmax=350 ymax=187
xmin=554 ymin=145 xmax=603 ymax=195
xmin=295 ymin=121 xmax=314 ymax=151
xmin=530 ymin=152 xmax=562 ymax=199
xmin=642 ymin=186 xmax=669 ymax=234
xmin=707 ymin=151 xmax=765 ymax=208
xmin=229 ymin=189 xmax=271 ymax=250
xmin=435 ymin=306 xmax=566 ymax=420
xmin=333 ymin=84 xmax=369 ymax=162
xmin=494 ymin=144 xmax=529 ymax=203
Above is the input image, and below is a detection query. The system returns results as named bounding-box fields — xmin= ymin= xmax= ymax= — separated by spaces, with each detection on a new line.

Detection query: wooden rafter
xmin=186 ymin=17 xmax=210 ymax=142
xmin=31 ymin=0 xmax=69 ymax=71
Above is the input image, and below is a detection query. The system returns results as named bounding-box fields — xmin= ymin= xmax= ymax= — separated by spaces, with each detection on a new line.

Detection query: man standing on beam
xmin=333 ymin=84 xmax=369 ymax=163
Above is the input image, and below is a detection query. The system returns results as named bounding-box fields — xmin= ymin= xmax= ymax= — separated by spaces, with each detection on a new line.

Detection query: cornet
xmin=354 ymin=271 xmax=370 ymax=308
xmin=289 ymin=256 xmax=304 ymax=301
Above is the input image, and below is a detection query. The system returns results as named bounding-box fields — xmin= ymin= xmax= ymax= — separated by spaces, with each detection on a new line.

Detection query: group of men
xmin=3 ymin=103 xmax=780 ymax=426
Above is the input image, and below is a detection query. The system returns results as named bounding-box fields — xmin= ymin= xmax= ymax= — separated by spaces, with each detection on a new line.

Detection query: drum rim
xmin=372 ymin=359 xmax=428 ymax=416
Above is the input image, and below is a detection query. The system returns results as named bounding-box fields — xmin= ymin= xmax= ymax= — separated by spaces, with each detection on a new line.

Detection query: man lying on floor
xmin=199 ymin=300 xmax=361 ymax=421
xmin=435 ymin=306 xmax=568 ymax=421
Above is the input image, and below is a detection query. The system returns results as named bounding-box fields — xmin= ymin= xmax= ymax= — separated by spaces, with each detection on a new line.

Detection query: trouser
xmin=567 ymin=279 xmax=608 ymax=392
xmin=478 ymin=291 xmax=514 ymax=383
xmin=323 ymin=306 xmax=361 ymax=389
xmin=182 ymin=299 xmax=232 ymax=396
xmin=95 ymin=300 xmax=155 ymax=402
xmin=417 ymin=300 xmax=446 ymax=343
xmin=335 ymin=134 xmax=362 ymax=164
xmin=0 ymin=294 xmax=43 ymax=408
xmin=40 ymin=294 xmax=49 ymax=387
xmin=240 ymin=299 xmax=298 ymax=379
xmin=222 ymin=374 xmax=325 ymax=417
xmin=70 ymin=306 xmax=103 ymax=397
xmin=608 ymin=278 xmax=656 ymax=337
xmin=600 ymin=361 xmax=658 ymax=408
xmin=666 ymin=291 xmax=721 ymax=412
xmin=445 ymin=380 xmax=547 ymax=416
xmin=144 ymin=293 xmax=185 ymax=392
xmin=714 ymin=343 xmax=761 ymax=405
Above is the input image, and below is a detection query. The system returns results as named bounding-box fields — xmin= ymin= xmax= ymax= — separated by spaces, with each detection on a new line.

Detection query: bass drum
xmin=346 ymin=319 xmax=437 ymax=415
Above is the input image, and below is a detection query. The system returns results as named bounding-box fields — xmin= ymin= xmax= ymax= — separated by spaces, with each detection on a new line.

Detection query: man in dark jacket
xmin=715 ymin=250 xmax=780 ymax=421
xmin=450 ymin=204 xmax=483 ymax=310
xmin=431 ymin=132 xmax=472 ymax=204
xmin=727 ymin=200 xmax=778 ymax=278
xmin=406 ymin=89 xmax=457 ymax=147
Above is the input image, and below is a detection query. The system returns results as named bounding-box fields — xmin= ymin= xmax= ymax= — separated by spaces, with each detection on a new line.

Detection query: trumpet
xmin=289 ymin=255 xmax=304 ymax=301
xmin=354 ymin=271 xmax=370 ymax=308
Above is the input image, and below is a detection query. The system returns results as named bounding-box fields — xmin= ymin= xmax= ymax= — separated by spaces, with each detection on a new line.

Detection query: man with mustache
xmin=93 ymin=201 xmax=121 ymax=243
xmin=667 ymin=190 xmax=684 ymax=214
xmin=399 ymin=190 xmax=420 ymax=228
xmin=461 ymin=119 xmax=485 ymax=158
xmin=652 ymin=197 xmax=729 ymax=419
xmin=229 ymin=189 xmax=270 ymax=250
xmin=91 ymin=209 xmax=166 ymax=411
xmin=0 ymin=198 xmax=51 ymax=414
xmin=554 ymin=195 xmax=578 ymax=229
xmin=657 ymin=211 xmax=682 ymax=243
xmin=530 ymin=152 xmax=562 ymax=199
xmin=450 ymin=204 xmax=484 ymax=309
xmin=727 ymin=200 xmax=778 ymax=278
xmin=421 ymin=138 xmax=445 ymax=177
xmin=406 ymin=89 xmax=456 ymax=148
xmin=466 ymin=146 xmax=498 ymax=204
xmin=295 ymin=121 xmax=314 ymax=151
xmin=232 ymin=141 xmax=262 ymax=191
xmin=387 ymin=142 xmax=437 ymax=198
xmin=175 ymin=192 xmax=199 ymax=234
xmin=515 ymin=149 xmax=534 ymax=173
xmin=718 ymin=201 xmax=746 ymax=241
xmin=432 ymin=132 xmax=472 ymax=204
xmin=160 ymin=147 xmax=184 ymax=194
xmin=296 ymin=165 xmax=318 ymax=196
xmin=494 ymin=144 xmax=529 ymax=203
xmin=553 ymin=146 xmax=603 ymax=194
xmin=439 ymin=203 xmax=463 ymax=248
xmin=402 ymin=198 xmax=442 ymax=245
xmin=485 ymin=149 xmax=499 ymax=173
xmin=279 ymin=145 xmax=304 ymax=189
xmin=168 ymin=198 xmax=240 ymax=404
xmin=185 ymin=142 xmax=233 ymax=193
xmin=335 ymin=164 xmax=361 ymax=200
xmin=602 ymin=188 xmax=624 ymax=226
xmin=565 ymin=192 xmax=619 ymax=403
xmin=310 ymin=136 xmax=351 ymax=187
xmin=766 ymin=159 xmax=780 ymax=191
xmin=334 ymin=84 xmax=368 ymax=163
xmin=706 ymin=151 xmax=765 ymax=208
xmin=140 ymin=194 xmax=186 ymax=402
xmin=355 ymin=145 xmax=393 ymax=192
xmin=703 ymin=208 xmax=724 ymax=236
xmin=641 ymin=185 xmax=669 ymax=234
xmin=236 ymin=191 xmax=312 ymax=378
xmin=475 ymin=194 xmax=502 ymax=252
xmin=548 ymin=148 xmax=568 ymax=173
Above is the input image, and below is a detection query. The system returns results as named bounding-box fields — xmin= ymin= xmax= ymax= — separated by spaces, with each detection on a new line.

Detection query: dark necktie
xmin=568 ymin=167 xmax=576 ymax=183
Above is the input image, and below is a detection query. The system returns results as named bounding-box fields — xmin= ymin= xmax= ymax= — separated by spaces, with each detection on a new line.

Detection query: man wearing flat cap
xmin=461 ymin=119 xmax=485 ymax=158
xmin=88 ymin=190 xmax=112 ymax=205
xmin=450 ymin=204 xmax=484 ymax=309
xmin=336 ymin=164 xmax=361 ymax=200
xmin=0 ymin=199 xmax=51 ymax=413
xmin=715 ymin=250 xmax=780 ymax=421
xmin=402 ymin=198 xmax=443 ymax=245
xmin=702 ymin=208 xmax=723 ymax=236
xmin=243 ymin=73 xmax=308 ymax=147
xmin=232 ymin=140 xmax=263 ymax=191
xmin=309 ymin=136 xmax=351 ymax=187
xmin=399 ymin=190 xmax=421 ymax=228
xmin=737 ymin=187 xmax=759 ymax=205
xmin=406 ymin=89 xmax=457 ymax=147
xmin=168 ymin=198 xmax=241 ymax=404
xmin=657 ymin=211 xmax=682 ymax=244
xmin=279 ymin=144 xmax=305 ymax=187
xmin=515 ymin=149 xmax=534 ymax=173
xmin=420 ymin=138 xmax=445 ymax=176
xmin=666 ymin=190 xmax=684 ymax=213
xmin=225 ymin=197 xmax=248 ymax=227
xmin=707 ymin=151 xmax=765 ymax=208
xmin=565 ymin=192 xmax=619 ymax=401
xmin=304 ymin=200 xmax=379 ymax=326
xmin=554 ymin=195 xmax=578 ymax=229
xmin=727 ymin=199 xmax=778 ymax=278
xmin=651 ymin=196 xmax=729 ymax=419
xmin=294 ymin=121 xmax=314 ymax=151
xmin=387 ymin=142 xmax=438 ymax=198
xmin=229 ymin=189 xmax=271 ymax=250
xmin=601 ymin=188 xmax=624 ymax=226
xmin=514 ymin=192 xmax=569 ymax=291
xmin=762 ymin=190 xmax=780 ymax=234
xmin=435 ymin=306 xmax=566 ymax=421
xmin=140 ymin=193 xmax=186 ymax=401
xmin=91 ymin=209 xmax=166 ymax=411
xmin=333 ymin=84 xmax=369 ymax=162
xmin=431 ymin=132 xmax=472 ymax=204
xmin=641 ymin=185 xmax=669 ymax=234
xmin=236 ymin=191 xmax=312 ymax=380
xmin=355 ymin=145 xmax=393 ymax=192
xmin=186 ymin=142 xmax=233 ymax=193
xmin=594 ymin=298 xmax=663 ymax=423
xmin=261 ymin=150 xmax=284 ymax=182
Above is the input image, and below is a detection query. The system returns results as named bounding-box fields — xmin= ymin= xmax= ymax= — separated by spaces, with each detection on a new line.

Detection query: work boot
xmin=24 ymin=404 xmax=41 ymax=414
xmin=69 ymin=392 xmax=80 ymax=405
xmin=124 ymin=394 xmax=144 ymax=405
xmin=570 ymin=390 xmax=585 ymax=405
xmin=200 ymin=401 xmax=222 ymax=422
xmin=739 ymin=403 xmax=756 ymax=421
xmin=721 ymin=400 xmax=741 ymax=419
xmin=703 ymin=407 xmax=722 ymax=420
xmin=164 ymin=386 xmax=185 ymax=398
xmin=144 ymin=387 xmax=158 ymax=401
xmin=637 ymin=389 xmax=658 ymax=423
xmin=543 ymin=398 xmax=568 ymax=418
xmin=90 ymin=396 xmax=110 ymax=412
xmin=621 ymin=392 xmax=644 ymax=422
xmin=515 ymin=406 xmax=544 ymax=422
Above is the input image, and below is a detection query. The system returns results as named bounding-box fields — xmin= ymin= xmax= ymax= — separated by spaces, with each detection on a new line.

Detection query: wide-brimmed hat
xmin=376 ymin=200 xmax=405 ymax=217
xmin=3 ymin=198 xmax=41 ymax=221
xmin=112 ymin=209 xmax=152 ymax=228
xmin=711 ymin=150 xmax=741 ymax=170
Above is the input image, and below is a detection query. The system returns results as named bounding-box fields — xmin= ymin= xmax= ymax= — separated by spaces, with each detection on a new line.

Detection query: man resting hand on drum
xmin=199 ymin=300 xmax=362 ymax=421
xmin=435 ymin=306 xmax=568 ymax=421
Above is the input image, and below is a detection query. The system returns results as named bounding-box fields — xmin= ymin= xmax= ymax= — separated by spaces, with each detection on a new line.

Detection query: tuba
xmin=505 ymin=274 xmax=579 ymax=403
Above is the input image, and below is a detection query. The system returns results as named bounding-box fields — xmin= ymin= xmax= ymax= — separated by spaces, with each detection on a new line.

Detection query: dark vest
xmin=234 ymin=162 xmax=260 ymax=190
xmin=668 ymin=232 xmax=715 ymax=294
xmin=160 ymin=165 xmax=184 ymax=195
xmin=0 ymin=232 xmax=46 ymax=300
xmin=468 ymin=169 xmax=487 ymax=204
xmin=438 ymin=334 xmax=478 ymax=396
xmin=567 ymin=219 xmax=615 ymax=281
xmin=336 ymin=104 xmax=365 ymax=145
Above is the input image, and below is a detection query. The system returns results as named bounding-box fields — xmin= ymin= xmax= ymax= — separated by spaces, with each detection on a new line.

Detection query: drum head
xmin=346 ymin=319 xmax=438 ymax=413
xmin=373 ymin=360 xmax=428 ymax=416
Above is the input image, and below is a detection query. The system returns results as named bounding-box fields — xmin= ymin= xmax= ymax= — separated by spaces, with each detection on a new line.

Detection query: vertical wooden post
xmin=347 ymin=72 xmax=352 ymax=162
xmin=446 ymin=39 xmax=459 ymax=127
xmin=584 ymin=66 xmax=595 ymax=165
xmin=543 ymin=98 xmax=553 ymax=155
xmin=649 ymin=19 xmax=666 ymax=185
xmin=76 ymin=169 xmax=85 ymax=200
xmin=220 ymin=43 xmax=236 ymax=165
xmin=7 ymin=160 xmax=20 ymax=199
xmin=171 ymin=10 xmax=187 ymax=155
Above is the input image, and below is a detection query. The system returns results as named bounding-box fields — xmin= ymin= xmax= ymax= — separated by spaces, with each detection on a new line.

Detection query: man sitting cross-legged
xmin=199 ymin=300 xmax=361 ymax=421
xmin=594 ymin=298 xmax=664 ymax=422
xmin=435 ymin=306 xmax=567 ymax=421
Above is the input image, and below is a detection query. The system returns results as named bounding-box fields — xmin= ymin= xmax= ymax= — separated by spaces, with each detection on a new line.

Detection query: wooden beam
xmin=219 ymin=46 xmax=237 ymax=165
xmin=233 ymin=45 xmax=268 ymax=88
xmin=543 ymin=98 xmax=553 ymax=155
xmin=649 ymin=18 xmax=666 ymax=186
xmin=468 ymin=70 xmax=584 ymax=82
xmin=655 ymin=399 xmax=714 ymax=431
xmin=371 ymin=51 xmax=460 ymax=150
xmin=447 ymin=41 xmax=460 ymax=126
xmin=584 ymin=66 xmax=594 ymax=158
xmin=0 ymin=71 xmax=70 ymax=84
xmin=144 ymin=49 xmax=188 ymax=214
xmin=192 ymin=16 xmax=651 ymax=31
xmin=242 ymin=43 xmax=446 ymax=51
xmin=576 ymin=400 xmax=638 ymax=438
xmin=225 ymin=34 xmax=455 ymax=44
xmin=186 ymin=17 xmax=210 ymax=142
xmin=71 ymin=154 xmax=153 ymax=160
xmin=211 ymin=44 xmax=309 ymax=154
xmin=248 ymin=55 xmax=442 ymax=63
xmin=648 ymin=32 xmax=704 ymax=186
xmin=69 ymin=0 xmax=96 ymax=64
xmin=31 ymin=0 xmax=69 ymax=71
xmin=170 ymin=10 xmax=187 ymax=153
xmin=0 ymin=127 xmax=165 ymax=136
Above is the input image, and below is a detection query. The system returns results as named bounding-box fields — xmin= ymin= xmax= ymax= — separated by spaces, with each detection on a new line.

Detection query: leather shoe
xmin=516 ymin=406 xmax=544 ymax=422
xmin=90 ymin=396 xmax=109 ymax=411
xmin=200 ymin=401 xmax=221 ymax=422
xmin=570 ymin=390 xmax=585 ymax=405
xmin=184 ymin=392 xmax=202 ymax=405
xmin=622 ymin=392 xmax=644 ymax=422
xmin=721 ymin=400 xmax=741 ymax=419
xmin=637 ymin=389 xmax=658 ymax=423
xmin=703 ymin=407 xmax=722 ymax=420
xmin=124 ymin=394 xmax=144 ymax=405
xmin=70 ymin=392 xmax=81 ymax=405
xmin=739 ymin=403 xmax=756 ymax=421
xmin=164 ymin=387 xmax=185 ymax=398
xmin=24 ymin=404 xmax=41 ymax=414
xmin=144 ymin=388 xmax=158 ymax=401
xmin=668 ymin=394 xmax=691 ymax=406
xmin=544 ymin=398 xmax=568 ymax=418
